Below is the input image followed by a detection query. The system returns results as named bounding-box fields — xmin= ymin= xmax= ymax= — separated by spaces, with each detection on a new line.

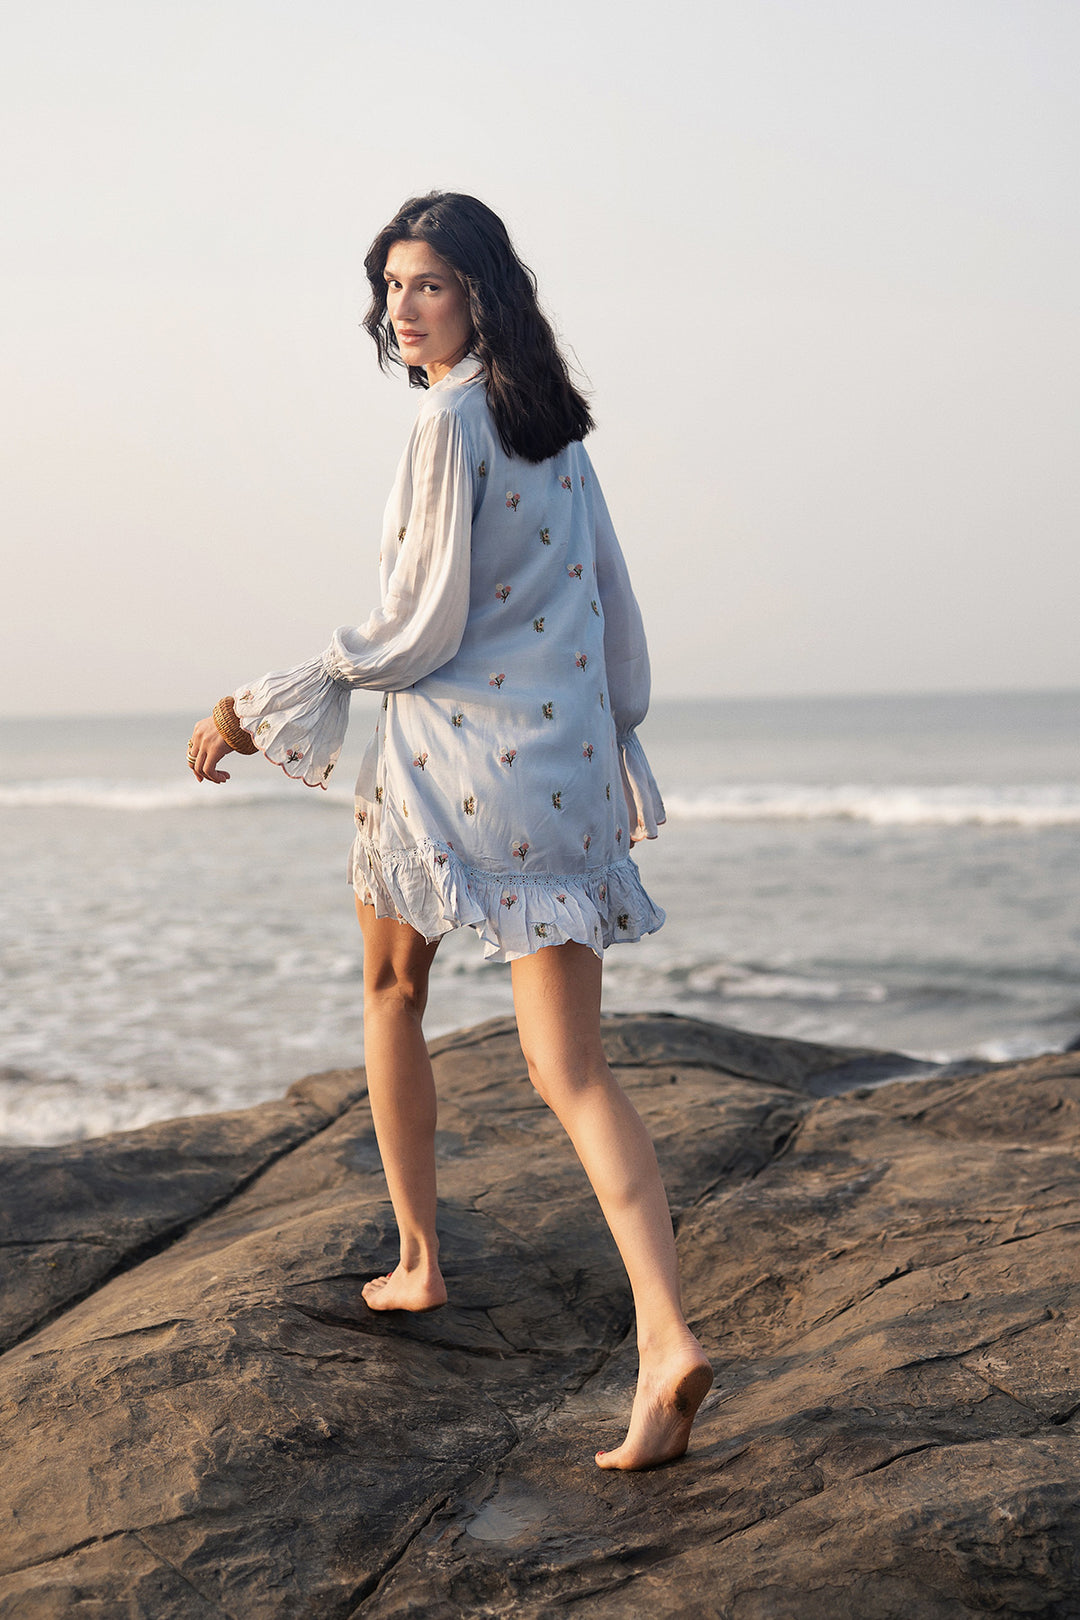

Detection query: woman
xmin=188 ymin=192 xmax=711 ymax=1470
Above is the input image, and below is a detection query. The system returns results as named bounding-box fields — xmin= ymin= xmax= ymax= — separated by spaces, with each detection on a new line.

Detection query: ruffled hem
xmin=348 ymin=837 xmax=665 ymax=964
xmin=618 ymin=728 xmax=666 ymax=839
xmin=233 ymin=657 xmax=350 ymax=790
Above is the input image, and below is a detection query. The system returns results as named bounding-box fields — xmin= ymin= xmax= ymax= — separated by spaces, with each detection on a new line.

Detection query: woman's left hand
xmin=187 ymin=717 xmax=234 ymax=784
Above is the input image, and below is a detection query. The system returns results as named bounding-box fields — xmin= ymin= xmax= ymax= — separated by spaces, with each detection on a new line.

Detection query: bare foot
xmin=361 ymin=1263 xmax=448 ymax=1313
xmin=595 ymin=1339 xmax=713 ymax=1471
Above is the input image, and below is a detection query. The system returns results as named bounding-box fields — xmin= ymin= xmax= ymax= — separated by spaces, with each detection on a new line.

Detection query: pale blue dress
xmin=233 ymin=356 xmax=666 ymax=962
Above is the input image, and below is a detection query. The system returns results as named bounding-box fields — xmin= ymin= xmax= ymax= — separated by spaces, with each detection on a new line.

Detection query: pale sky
xmin=3 ymin=0 xmax=1078 ymax=713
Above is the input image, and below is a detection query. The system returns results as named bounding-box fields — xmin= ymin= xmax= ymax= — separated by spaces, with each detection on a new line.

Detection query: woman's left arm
xmin=203 ymin=408 xmax=474 ymax=790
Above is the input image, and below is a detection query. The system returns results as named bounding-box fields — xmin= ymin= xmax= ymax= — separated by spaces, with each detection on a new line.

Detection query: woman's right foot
xmin=362 ymin=1263 xmax=447 ymax=1313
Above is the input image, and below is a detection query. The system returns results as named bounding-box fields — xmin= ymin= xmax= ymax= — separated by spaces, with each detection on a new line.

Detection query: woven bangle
xmin=213 ymin=696 xmax=259 ymax=755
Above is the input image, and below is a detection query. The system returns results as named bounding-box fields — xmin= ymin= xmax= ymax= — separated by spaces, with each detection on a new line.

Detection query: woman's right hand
xmin=187 ymin=716 xmax=234 ymax=784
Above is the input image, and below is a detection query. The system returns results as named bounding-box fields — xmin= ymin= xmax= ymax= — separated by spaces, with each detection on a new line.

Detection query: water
xmin=2 ymin=691 xmax=1079 ymax=1145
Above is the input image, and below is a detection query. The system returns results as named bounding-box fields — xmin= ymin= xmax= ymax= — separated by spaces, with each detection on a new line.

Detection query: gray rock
xmin=0 ymin=1017 xmax=1077 ymax=1617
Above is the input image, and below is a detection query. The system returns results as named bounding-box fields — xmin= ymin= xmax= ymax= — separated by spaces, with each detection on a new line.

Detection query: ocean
xmin=2 ymin=691 xmax=1079 ymax=1145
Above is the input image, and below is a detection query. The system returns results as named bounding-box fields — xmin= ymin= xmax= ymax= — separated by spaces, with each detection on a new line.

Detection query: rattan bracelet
xmin=213 ymin=696 xmax=259 ymax=755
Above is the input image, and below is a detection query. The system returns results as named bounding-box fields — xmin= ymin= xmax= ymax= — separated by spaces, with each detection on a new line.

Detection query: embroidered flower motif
xmin=501 ymin=891 xmax=518 ymax=909
xmin=599 ymin=691 xmax=605 ymax=709
xmin=499 ymin=748 xmax=517 ymax=767
xmin=583 ymin=833 xmax=592 ymax=853
xmin=575 ymin=653 xmax=588 ymax=672
xmin=542 ymin=701 xmax=554 ymax=720
xmin=412 ymin=752 xmax=428 ymax=771
xmin=559 ymin=474 xmax=572 ymax=491
xmin=616 ymin=826 xmax=623 ymax=843
xmin=533 ymin=616 xmax=545 ymax=633
xmin=355 ymin=807 xmax=367 ymax=828
xmin=606 ymin=782 xmax=611 ymax=800
xmin=591 ymin=599 xmax=600 ymax=616
xmin=534 ymin=922 xmax=549 ymax=939
xmin=256 ymin=720 xmax=271 ymax=738
xmin=239 ymin=689 xmax=253 ymax=701
xmin=617 ymin=912 xmax=630 ymax=930
xmin=397 ymin=526 xmax=406 ymax=543
xmin=434 ymin=852 xmax=449 ymax=867
xmin=551 ymin=790 xmax=562 ymax=810
xmin=582 ymin=742 xmax=594 ymax=762
xmin=451 ymin=711 xmax=464 ymax=727
xmin=539 ymin=527 xmax=551 ymax=545
xmin=375 ymin=785 xmax=383 ymax=804
xmin=285 ymin=748 xmax=304 ymax=764
xmin=383 ymin=694 xmax=389 ymax=710
xmin=511 ymin=839 xmax=529 ymax=863
xmin=598 ymin=883 xmax=607 ymax=901
xmin=555 ymin=892 xmax=567 ymax=903
xmin=489 ymin=672 xmax=505 ymax=689
xmin=463 ymin=795 xmax=475 ymax=815
xmin=478 ymin=459 xmax=486 ymax=477
xmin=324 ymin=761 xmax=334 ymax=779
xmin=505 ymin=491 xmax=520 ymax=510
xmin=567 ymin=563 xmax=583 ymax=580
xmin=495 ymin=583 xmax=512 ymax=602
xmin=580 ymin=473 xmax=585 ymax=488
xmin=402 ymin=799 xmax=409 ymax=818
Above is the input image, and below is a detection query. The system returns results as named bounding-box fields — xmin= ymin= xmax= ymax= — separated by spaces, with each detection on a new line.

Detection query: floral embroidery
xmin=551 ymin=790 xmax=562 ymax=810
xmin=355 ymin=807 xmax=367 ymax=828
xmin=583 ymin=833 xmax=592 ymax=853
xmin=478 ymin=459 xmax=486 ymax=477
xmin=555 ymin=892 xmax=567 ymax=903
xmin=559 ymin=474 xmax=572 ymax=491
xmin=324 ymin=762 xmax=335 ymax=780
xmin=495 ymin=583 xmax=512 ymax=602
xmin=534 ymin=922 xmax=549 ymax=939
xmin=398 ymin=526 xmax=406 ymax=543
xmin=617 ymin=912 xmax=629 ymax=930
xmin=511 ymin=839 xmax=529 ymax=863
xmin=239 ymin=689 xmax=253 ymax=701
xmin=539 ymin=527 xmax=551 ymax=545
xmin=412 ymin=752 xmax=428 ymax=771
xmin=490 ymin=672 xmax=505 ymax=689
xmin=591 ymin=599 xmax=600 ymax=616
xmin=616 ymin=826 xmax=623 ymax=843
xmin=383 ymin=694 xmax=389 ymax=710
xmin=580 ymin=473 xmax=585 ymax=488
xmin=575 ymin=653 xmax=588 ymax=672
xmin=606 ymin=782 xmax=611 ymax=800
xmin=599 ymin=692 xmax=605 ymax=709
xmin=463 ymin=795 xmax=476 ymax=815
xmin=598 ymin=883 xmax=607 ymax=901
xmin=451 ymin=712 xmax=464 ymax=727
xmin=501 ymin=891 xmax=518 ymax=909
xmin=542 ymin=701 xmax=554 ymax=720
xmin=402 ymin=799 xmax=409 ymax=818
xmin=499 ymin=748 xmax=517 ymax=767
xmin=434 ymin=852 xmax=449 ymax=867
xmin=533 ymin=616 xmax=545 ymax=633
xmin=582 ymin=742 xmax=594 ymax=761
xmin=375 ymin=785 xmax=383 ymax=804
xmin=256 ymin=720 xmax=271 ymax=738
xmin=285 ymin=748 xmax=304 ymax=764
xmin=567 ymin=563 xmax=583 ymax=580
xmin=506 ymin=491 xmax=520 ymax=511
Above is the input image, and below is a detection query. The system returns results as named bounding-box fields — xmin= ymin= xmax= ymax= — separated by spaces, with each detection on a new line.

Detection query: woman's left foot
xmin=595 ymin=1339 xmax=713 ymax=1471
xmin=362 ymin=1262 xmax=447 ymax=1313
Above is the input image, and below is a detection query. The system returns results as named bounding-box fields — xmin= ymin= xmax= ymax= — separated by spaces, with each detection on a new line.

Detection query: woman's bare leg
xmin=356 ymin=898 xmax=447 ymax=1312
xmin=510 ymin=941 xmax=712 ymax=1470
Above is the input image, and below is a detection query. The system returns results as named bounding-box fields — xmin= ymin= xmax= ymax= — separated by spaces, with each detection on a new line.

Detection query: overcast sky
xmin=3 ymin=0 xmax=1078 ymax=714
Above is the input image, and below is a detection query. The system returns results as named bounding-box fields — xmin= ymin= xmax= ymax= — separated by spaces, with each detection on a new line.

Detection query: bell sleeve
xmin=233 ymin=407 xmax=474 ymax=789
xmin=593 ymin=483 xmax=666 ymax=839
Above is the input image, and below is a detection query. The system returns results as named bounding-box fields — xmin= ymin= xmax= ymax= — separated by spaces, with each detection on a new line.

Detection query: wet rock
xmin=0 ymin=1019 xmax=1077 ymax=1617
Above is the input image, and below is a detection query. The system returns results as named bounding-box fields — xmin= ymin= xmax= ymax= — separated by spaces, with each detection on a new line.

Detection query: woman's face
xmin=384 ymin=239 xmax=472 ymax=384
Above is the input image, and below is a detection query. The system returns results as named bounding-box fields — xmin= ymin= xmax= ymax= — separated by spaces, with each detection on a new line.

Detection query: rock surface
xmin=0 ymin=1014 xmax=1077 ymax=1618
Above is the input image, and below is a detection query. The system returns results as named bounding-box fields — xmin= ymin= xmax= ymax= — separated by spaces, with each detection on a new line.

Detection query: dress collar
xmin=431 ymin=353 xmax=483 ymax=390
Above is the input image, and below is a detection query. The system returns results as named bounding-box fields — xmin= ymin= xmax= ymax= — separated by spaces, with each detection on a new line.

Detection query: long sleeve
xmin=593 ymin=481 xmax=666 ymax=838
xmin=233 ymin=406 xmax=474 ymax=789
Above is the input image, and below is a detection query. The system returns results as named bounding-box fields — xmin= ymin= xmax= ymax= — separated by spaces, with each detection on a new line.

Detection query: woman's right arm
xmin=229 ymin=407 xmax=475 ymax=789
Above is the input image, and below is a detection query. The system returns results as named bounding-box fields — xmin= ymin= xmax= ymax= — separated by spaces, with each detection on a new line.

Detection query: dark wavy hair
xmin=363 ymin=192 xmax=594 ymax=464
